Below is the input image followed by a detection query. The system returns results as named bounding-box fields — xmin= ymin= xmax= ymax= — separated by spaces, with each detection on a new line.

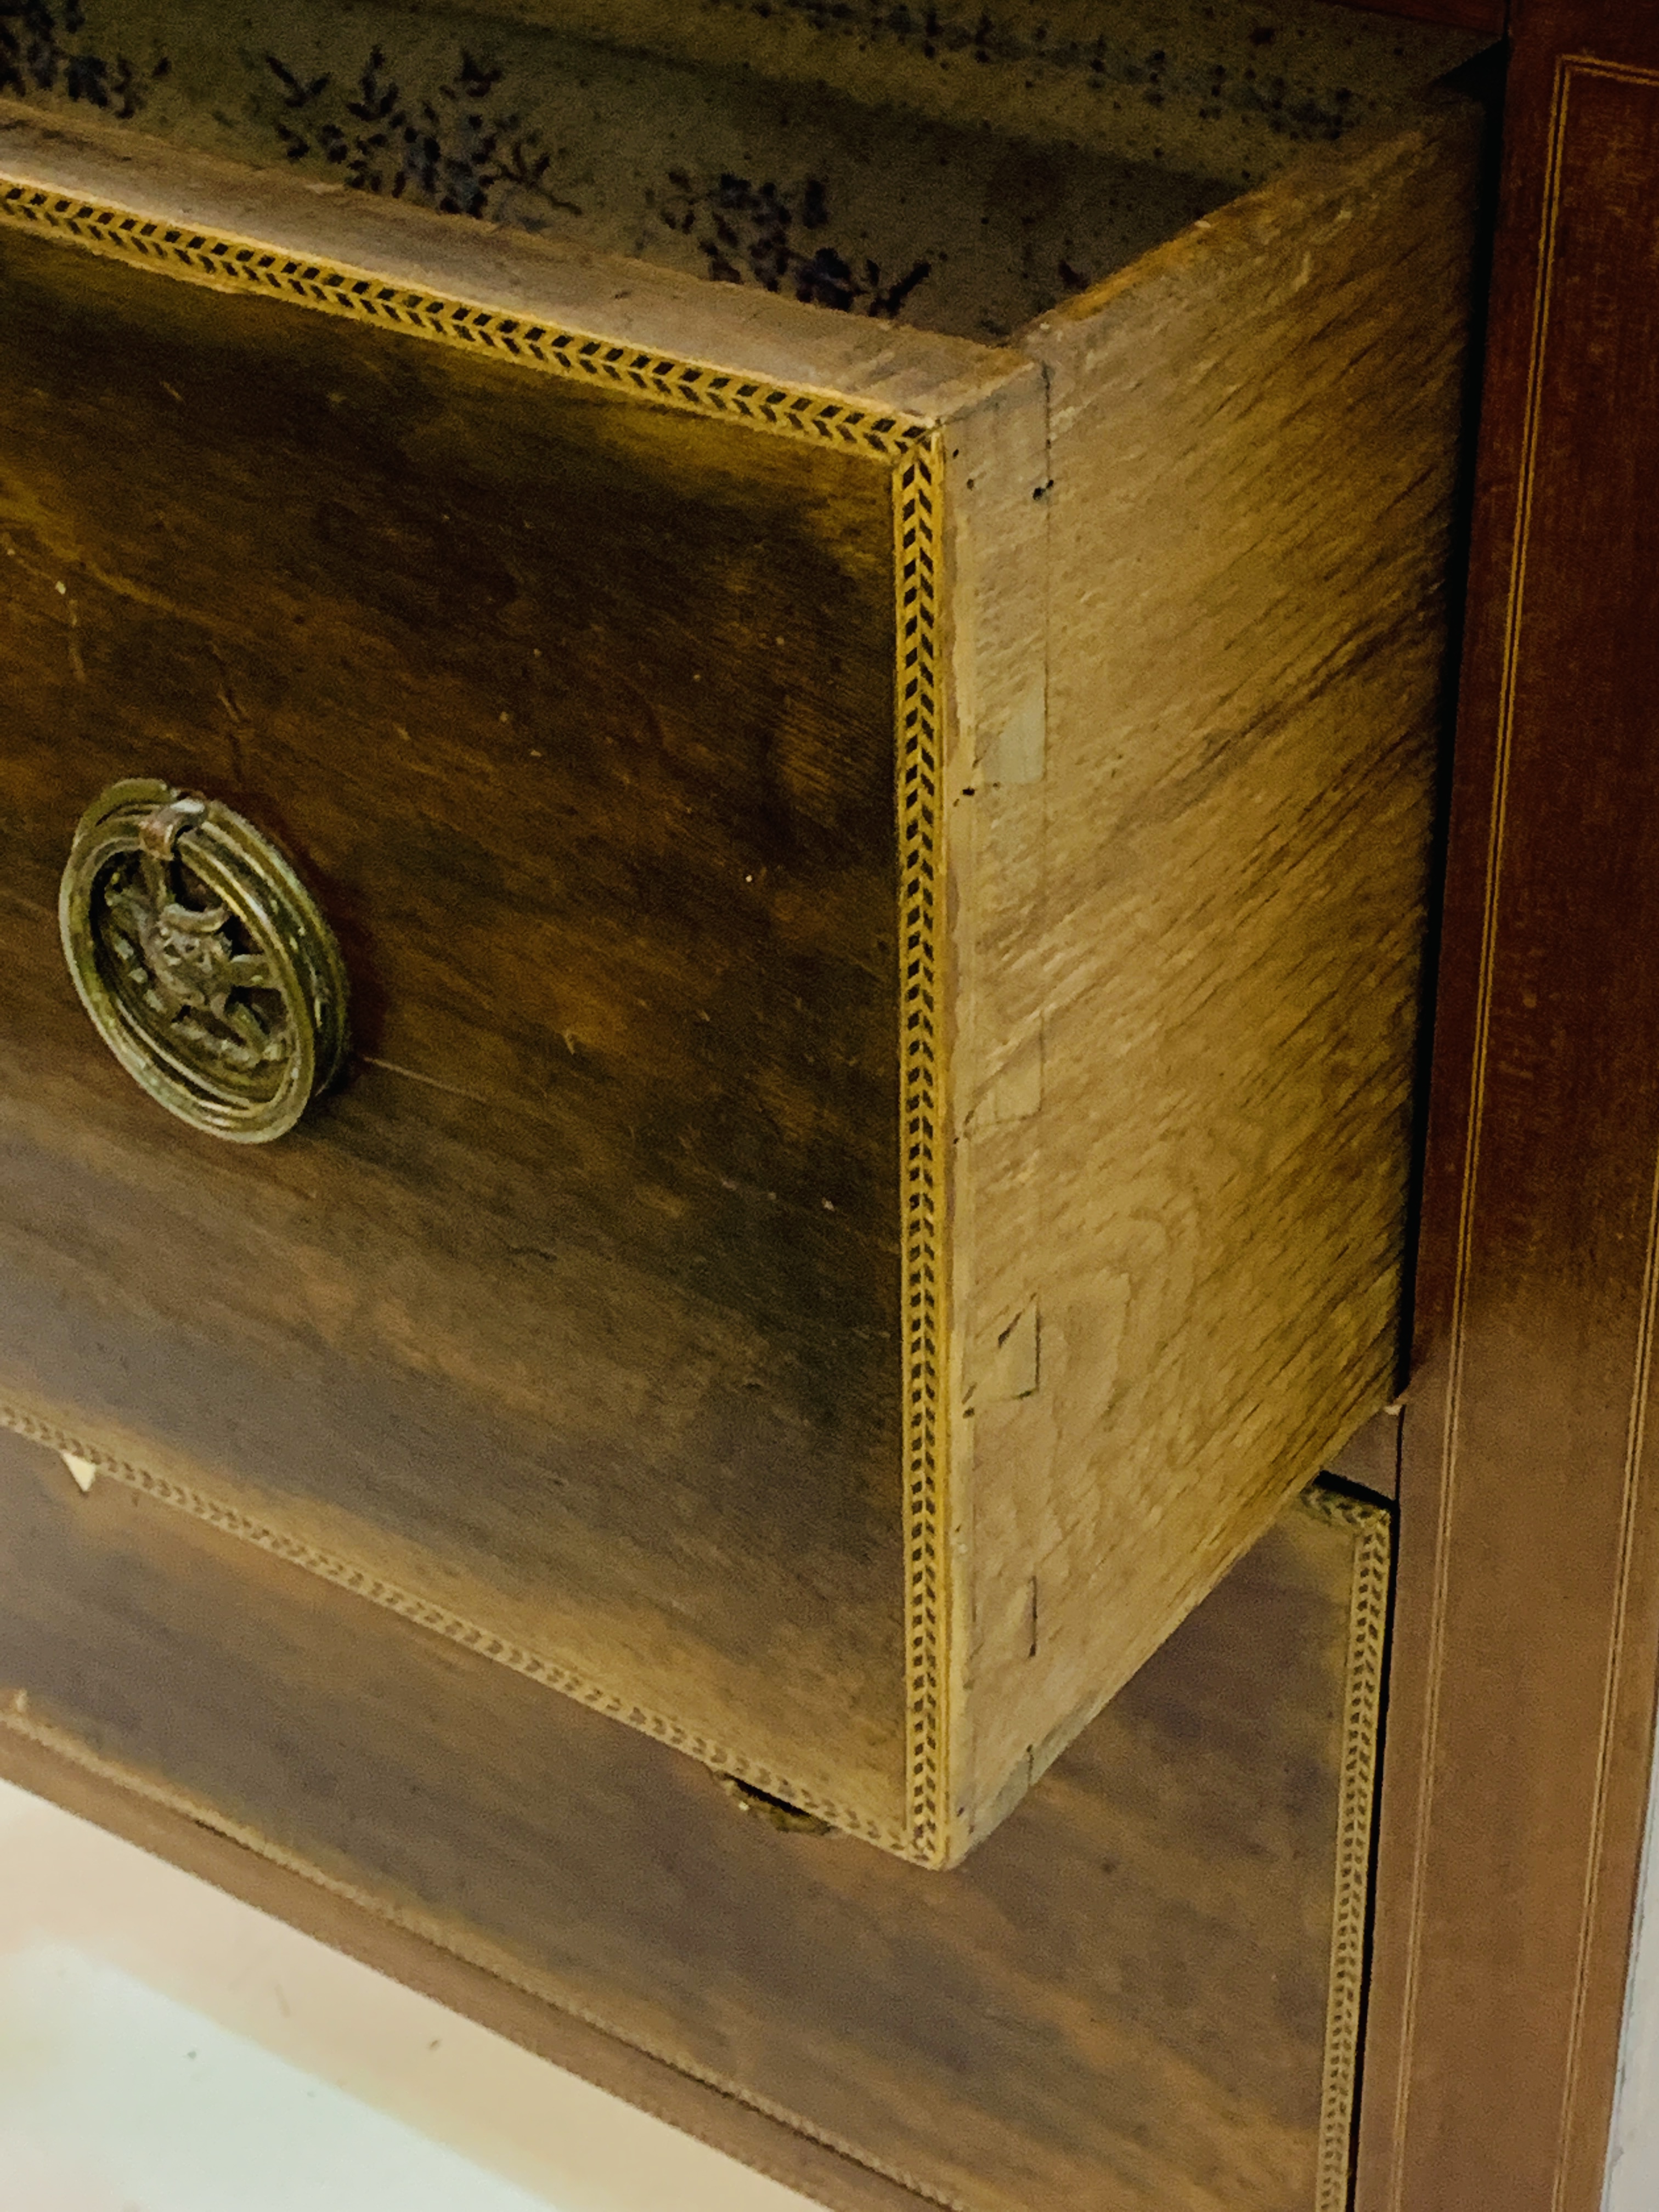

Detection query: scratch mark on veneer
xmin=362 ymin=1055 xmax=494 ymax=1108
xmin=209 ymin=645 xmax=250 ymax=780
xmin=79 ymin=558 xmax=246 ymax=641
xmin=0 ymin=534 xmax=88 ymax=678
xmin=0 ymin=884 xmax=54 ymax=924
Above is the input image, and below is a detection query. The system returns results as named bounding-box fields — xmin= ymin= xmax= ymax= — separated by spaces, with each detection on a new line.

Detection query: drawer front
xmin=0 ymin=1426 xmax=1390 ymax=2212
xmin=0 ymin=205 xmax=915 ymax=1830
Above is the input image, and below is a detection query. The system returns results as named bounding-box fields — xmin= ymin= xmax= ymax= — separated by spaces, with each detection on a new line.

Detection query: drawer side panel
xmin=963 ymin=105 xmax=1479 ymax=1830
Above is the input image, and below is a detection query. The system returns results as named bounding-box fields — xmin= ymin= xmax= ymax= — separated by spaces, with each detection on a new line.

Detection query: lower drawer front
xmin=0 ymin=1426 xmax=1387 ymax=2212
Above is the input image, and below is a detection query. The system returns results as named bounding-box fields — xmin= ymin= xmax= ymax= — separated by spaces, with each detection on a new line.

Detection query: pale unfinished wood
xmin=944 ymin=105 xmax=1477 ymax=1846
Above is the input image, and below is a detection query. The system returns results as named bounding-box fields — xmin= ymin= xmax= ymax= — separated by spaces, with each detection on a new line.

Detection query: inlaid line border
xmin=895 ymin=436 xmax=949 ymax=1867
xmin=1302 ymin=1479 xmax=1394 ymax=2212
xmin=0 ymin=1397 xmax=910 ymax=1857
xmin=0 ymin=177 xmax=933 ymax=458
xmin=1534 ymin=69 xmax=1659 ymax=2204
xmin=1390 ymin=54 xmax=1659 ymax=2212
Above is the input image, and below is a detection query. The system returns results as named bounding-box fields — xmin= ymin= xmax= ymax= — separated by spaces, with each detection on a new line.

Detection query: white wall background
xmin=1605 ymin=1725 xmax=1659 ymax=2210
xmin=0 ymin=1776 xmax=815 ymax=2212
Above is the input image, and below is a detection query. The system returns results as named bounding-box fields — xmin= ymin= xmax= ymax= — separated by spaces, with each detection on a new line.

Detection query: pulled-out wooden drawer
xmin=0 ymin=1424 xmax=1392 ymax=2212
xmin=0 ymin=2 xmax=1479 ymax=1863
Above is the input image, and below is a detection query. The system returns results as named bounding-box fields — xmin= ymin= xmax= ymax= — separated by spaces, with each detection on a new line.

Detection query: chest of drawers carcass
xmin=0 ymin=1 xmax=1480 ymax=1865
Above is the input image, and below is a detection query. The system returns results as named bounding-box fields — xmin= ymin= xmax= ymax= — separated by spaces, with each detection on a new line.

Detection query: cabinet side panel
xmin=967 ymin=106 xmax=1477 ymax=1828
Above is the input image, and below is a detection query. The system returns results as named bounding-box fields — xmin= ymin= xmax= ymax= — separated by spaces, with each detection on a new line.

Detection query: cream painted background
xmin=0 ymin=1775 xmax=814 ymax=2212
xmin=1605 ymin=1727 xmax=1659 ymax=2210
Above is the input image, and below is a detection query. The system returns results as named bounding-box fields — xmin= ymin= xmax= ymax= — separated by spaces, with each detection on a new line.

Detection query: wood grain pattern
xmin=0 ymin=1733 xmax=935 ymax=2212
xmin=0 ymin=92 xmax=1475 ymax=1857
xmin=945 ymin=103 xmax=1480 ymax=1848
xmin=1358 ymin=13 xmax=1659 ymax=2209
xmin=0 ymin=198 xmax=912 ymax=1833
xmin=0 ymin=1423 xmax=1387 ymax=2212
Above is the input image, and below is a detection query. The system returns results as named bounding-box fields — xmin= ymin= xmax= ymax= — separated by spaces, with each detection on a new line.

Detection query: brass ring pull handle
xmin=59 ymin=779 xmax=349 ymax=1143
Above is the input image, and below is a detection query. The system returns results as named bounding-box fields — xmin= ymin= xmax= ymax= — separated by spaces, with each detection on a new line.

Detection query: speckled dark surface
xmin=417 ymin=0 xmax=1495 ymax=179
xmin=0 ymin=2 xmax=1490 ymax=339
xmin=0 ymin=0 xmax=1477 ymax=336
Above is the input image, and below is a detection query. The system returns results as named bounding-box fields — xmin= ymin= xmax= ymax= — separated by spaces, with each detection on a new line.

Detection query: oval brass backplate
xmin=59 ymin=779 xmax=349 ymax=1143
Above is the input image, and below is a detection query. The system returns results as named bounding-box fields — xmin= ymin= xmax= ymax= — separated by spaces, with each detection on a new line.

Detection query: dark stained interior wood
xmin=0 ymin=211 xmax=906 ymax=1822
xmin=0 ymin=1423 xmax=1378 ymax=2212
